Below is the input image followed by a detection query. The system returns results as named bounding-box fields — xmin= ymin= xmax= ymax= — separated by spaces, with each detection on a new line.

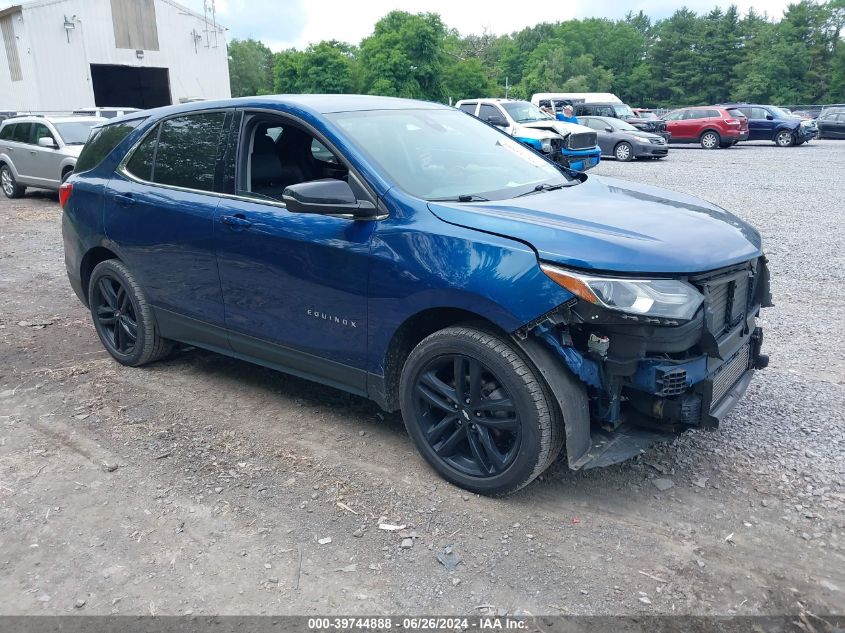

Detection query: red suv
xmin=661 ymin=107 xmax=749 ymax=149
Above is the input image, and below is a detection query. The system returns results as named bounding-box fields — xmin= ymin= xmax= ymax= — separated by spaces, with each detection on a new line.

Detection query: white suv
xmin=0 ymin=115 xmax=104 ymax=197
xmin=455 ymin=99 xmax=601 ymax=171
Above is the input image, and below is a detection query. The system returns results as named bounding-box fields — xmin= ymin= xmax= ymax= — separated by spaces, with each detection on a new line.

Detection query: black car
xmin=573 ymin=102 xmax=670 ymax=140
xmin=579 ymin=116 xmax=669 ymax=161
xmin=817 ymin=110 xmax=845 ymax=139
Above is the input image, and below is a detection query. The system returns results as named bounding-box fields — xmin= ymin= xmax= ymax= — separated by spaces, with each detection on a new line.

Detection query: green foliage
xmin=227 ymin=38 xmax=274 ymax=97
xmin=229 ymin=2 xmax=845 ymax=106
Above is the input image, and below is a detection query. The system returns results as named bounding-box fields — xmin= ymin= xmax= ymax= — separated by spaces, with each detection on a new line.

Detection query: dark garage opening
xmin=91 ymin=64 xmax=171 ymax=109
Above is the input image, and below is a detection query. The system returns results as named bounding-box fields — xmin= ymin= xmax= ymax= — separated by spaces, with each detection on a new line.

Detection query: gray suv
xmin=0 ymin=115 xmax=104 ymax=198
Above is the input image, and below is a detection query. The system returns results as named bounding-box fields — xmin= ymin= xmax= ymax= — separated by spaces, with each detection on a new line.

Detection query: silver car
xmin=0 ymin=115 xmax=104 ymax=198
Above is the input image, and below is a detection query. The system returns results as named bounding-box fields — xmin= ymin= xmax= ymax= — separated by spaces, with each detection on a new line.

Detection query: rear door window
xmin=458 ymin=103 xmax=476 ymax=115
xmin=75 ymin=119 xmax=142 ymax=174
xmin=152 ymin=113 xmax=227 ymax=192
xmin=11 ymin=122 xmax=31 ymax=143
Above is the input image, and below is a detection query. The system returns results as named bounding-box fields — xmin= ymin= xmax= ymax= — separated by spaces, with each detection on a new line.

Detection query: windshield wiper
xmin=514 ymin=183 xmax=569 ymax=198
xmin=427 ymin=194 xmax=490 ymax=202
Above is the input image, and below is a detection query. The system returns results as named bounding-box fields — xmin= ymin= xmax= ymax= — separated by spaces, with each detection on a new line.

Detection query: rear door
xmin=582 ymin=117 xmax=613 ymax=154
xmin=4 ymin=122 xmax=34 ymax=180
xmin=103 ymin=111 xmax=232 ymax=345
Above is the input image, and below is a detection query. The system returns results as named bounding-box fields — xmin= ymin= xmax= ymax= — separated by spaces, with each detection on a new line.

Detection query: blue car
xmin=721 ymin=103 xmax=816 ymax=146
xmin=61 ymin=96 xmax=771 ymax=495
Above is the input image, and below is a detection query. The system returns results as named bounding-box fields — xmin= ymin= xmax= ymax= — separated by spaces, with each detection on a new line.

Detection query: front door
xmin=103 ymin=111 xmax=231 ymax=342
xmin=28 ymin=122 xmax=64 ymax=188
xmin=215 ymin=114 xmax=374 ymax=392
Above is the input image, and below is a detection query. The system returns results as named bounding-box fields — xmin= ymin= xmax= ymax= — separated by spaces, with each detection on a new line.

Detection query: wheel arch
xmin=699 ymin=128 xmax=721 ymax=139
xmin=80 ymin=246 xmax=122 ymax=306
xmin=372 ymin=307 xmax=509 ymax=412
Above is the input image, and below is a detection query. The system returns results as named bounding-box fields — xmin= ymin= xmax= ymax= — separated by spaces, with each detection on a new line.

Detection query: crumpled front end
xmin=519 ymin=256 xmax=773 ymax=469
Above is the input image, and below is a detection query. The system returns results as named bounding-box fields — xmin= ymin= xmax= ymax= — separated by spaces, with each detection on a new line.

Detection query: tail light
xmin=725 ymin=118 xmax=741 ymax=126
xmin=59 ymin=181 xmax=73 ymax=209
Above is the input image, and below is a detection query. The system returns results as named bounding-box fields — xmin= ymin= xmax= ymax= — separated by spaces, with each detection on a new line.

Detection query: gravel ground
xmin=0 ymin=139 xmax=843 ymax=618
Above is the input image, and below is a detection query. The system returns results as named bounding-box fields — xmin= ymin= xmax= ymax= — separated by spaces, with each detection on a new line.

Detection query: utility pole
xmin=505 ymin=77 xmax=509 ymax=99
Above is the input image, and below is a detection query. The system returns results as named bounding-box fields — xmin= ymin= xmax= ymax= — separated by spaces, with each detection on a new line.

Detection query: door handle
xmin=30 ymin=150 xmax=37 ymax=155
xmin=113 ymin=193 xmax=135 ymax=207
xmin=221 ymin=214 xmax=252 ymax=229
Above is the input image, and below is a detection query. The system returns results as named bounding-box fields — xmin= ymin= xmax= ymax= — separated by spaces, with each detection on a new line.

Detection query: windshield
xmin=54 ymin=121 xmax=100 ymax=144
xmin=768 ymin=106 xmax=793 ymax=119
xmin=328 ymin=109 xmax=572 ymax=201
xmin=612 ymin=104 xmax=635 ymax=118
xmin=500 ymin=101 xmax=553 ymax=123
xmin=611 ymin=118 xmax=639 ymax=131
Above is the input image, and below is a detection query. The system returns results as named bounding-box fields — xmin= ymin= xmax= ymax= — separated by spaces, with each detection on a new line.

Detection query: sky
xmin=176 ymin=0 xmax=795 ymax=51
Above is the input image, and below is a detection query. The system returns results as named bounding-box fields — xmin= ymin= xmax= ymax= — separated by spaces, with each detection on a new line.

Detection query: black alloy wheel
xmin=412 ymin=353 xmax=521 ymax=478
xmin=92 ymin=275 xmax=139 ymax=356
xmin=399 ymin=325 xmax=564 ymax=496
xmin=88 ymin=259 xmax=172 ymax=366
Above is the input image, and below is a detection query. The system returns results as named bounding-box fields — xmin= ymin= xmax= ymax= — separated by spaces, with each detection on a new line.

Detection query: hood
xmin=427 ymin=175 xmax=762 ymax=274
xmin=520 ymin=120 xmax=594 ymax=137
xmin=61 ymin=145 xmax=84 ymax=157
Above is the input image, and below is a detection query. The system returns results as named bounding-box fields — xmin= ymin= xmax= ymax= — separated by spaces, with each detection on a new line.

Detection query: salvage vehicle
xmin=61 ymin=96 xmax=771 ymax=496
xmin=817 ymin=110 xmax=845 ymax=138
xmin=0 ymin=115 xmax=104 ymax=197
xmin=661 ymin=107 xmax=748 ymax=148
xmin=719 ymin=103 xmax=816 ymax=146
xmin=579 ymin=115 xmax=668 ymax=161
xmin=456 ymin=99 xmax=601 ymax=172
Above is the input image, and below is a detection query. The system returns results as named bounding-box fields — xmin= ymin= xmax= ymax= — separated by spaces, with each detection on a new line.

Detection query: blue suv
xmin=61 ymin=96 xmax=771 ymax=496
xmin=721 ymin=103 xmax=816 ymax=146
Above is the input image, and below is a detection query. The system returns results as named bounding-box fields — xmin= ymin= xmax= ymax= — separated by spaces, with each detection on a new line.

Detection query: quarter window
xmin=125 ymin=125 xmax=159 ymax=181
xmin=458 ymin=103 xmax=476 ymax=114
xmin=75 ymin=119 xmax=141 ymax=174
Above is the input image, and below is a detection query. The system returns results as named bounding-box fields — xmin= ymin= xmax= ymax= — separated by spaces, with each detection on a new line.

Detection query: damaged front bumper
xmin=515 ymin=257 xmax=772 ymax=470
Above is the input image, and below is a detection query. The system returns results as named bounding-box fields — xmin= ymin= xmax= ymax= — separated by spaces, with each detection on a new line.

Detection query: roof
xmin=117 ymin=94 xmax=453 ymax=121
xmin=2 ymin=115 xmax=105 ymax=124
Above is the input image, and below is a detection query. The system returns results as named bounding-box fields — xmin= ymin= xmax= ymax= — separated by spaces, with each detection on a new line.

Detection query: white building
xmin=0 ymin=0 xmax=231 ymax=111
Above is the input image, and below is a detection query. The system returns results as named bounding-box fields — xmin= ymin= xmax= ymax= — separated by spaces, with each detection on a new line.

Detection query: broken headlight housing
xmin=541 ymin=263 xmax=704 ymax=321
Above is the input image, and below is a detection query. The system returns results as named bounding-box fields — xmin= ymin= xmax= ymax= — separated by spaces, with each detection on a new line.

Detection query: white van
xmin=531 ymin=93 xmax=623 ymax=108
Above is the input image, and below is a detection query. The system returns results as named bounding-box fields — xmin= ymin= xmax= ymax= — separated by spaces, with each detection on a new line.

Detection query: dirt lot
xmin=0 ymin=140 xmax=843 ymax=618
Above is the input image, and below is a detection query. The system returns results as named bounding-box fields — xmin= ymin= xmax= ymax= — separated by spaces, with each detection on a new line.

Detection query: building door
xmin=91 ymin=64 xmax=171 ymax=109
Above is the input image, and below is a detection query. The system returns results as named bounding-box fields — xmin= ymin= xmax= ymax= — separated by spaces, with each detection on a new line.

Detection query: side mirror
xmin=282 ymin=179 xmax=376 ymax=218
xmin=604 ymin=126 xmax=613 ymax=133
xmin=765 ymin=114 xmax=774 ymax=120
xmin=486 ymin=116 xmax=508 ymax=127
xmin=38 ymin=137 xmax=57 ymax=148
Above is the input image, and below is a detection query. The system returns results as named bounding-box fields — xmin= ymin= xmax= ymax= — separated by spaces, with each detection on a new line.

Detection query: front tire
xmin=399 ymin=325 xmax=563 ymax=496
xmin=775 ymin=129 xmax=795 ymax=147
xmin=88 ymin=259 xmax=172 ymax=367
xmin=614 ymin=141 xmax=634 ymax=162
xmin=700 ymin=131 xmax=720 ymax=149
xmin=1 ymin=165 xmax=26 ymax=198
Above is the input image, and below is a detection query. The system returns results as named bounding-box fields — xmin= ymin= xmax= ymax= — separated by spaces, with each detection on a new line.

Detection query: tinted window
xmin=478 ymin=104 xmax=502 ymax=122
xmin=152 ymin=113 xmax=227 ymax=192
xmin=0 ymin=124 xmax=14 ymax=140
xmin=12 ymin=122 xmax=31 ymax=143
xmin=125 ymin=124 xmax=159 ymax=181
xmin=458 ymin=103 xmax=476 ymax=114
xmin=75 ymin=119 xmax=141 ymax=174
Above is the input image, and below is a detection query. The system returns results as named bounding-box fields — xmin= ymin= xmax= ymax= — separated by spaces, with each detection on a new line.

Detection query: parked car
xmin=719 ymin=104 xmax=816 ymax=146
xmin=817 ymin=110 xmax=845 ymax=139
xmin=571 ymin=102 xmax=671 ymax=140
xmin=72 ymin=107 xmax=141 ymax=119
xmin=61 ymin=96 xmax=771 ymax=496
xmin=531 ymin=92 xmax=623 ymax=108
xmin=660 ymin=107 xmax=748 ymax=149
xmin=0 ymin=115 xmax=104 ymax=197
xmin=579 ymin=115 xmax=668 ymax=161
xmin=456 ymin=98 xmax=601 ymax=172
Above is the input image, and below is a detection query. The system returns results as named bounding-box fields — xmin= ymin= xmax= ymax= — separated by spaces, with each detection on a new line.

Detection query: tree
xmin=228 ymin=38 xmax=274 ymax=97
xmin=358 ymin=11 xmax=447 ymax=100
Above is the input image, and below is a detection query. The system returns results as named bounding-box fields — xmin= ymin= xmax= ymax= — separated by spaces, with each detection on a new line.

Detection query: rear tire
xmin=614 ymin=141 xmax=634 ymax=162
xmin=88 ymin=259 xmax=173 ymax=367
xmin=700 ymin=131 xmax=720 ymax=149
xmin=399 ymin=325 xmax=563 ymax=496
xmin=775 ymin=129 xmax=795 ymax=147
xmin=1 ymin=165 xmax=26 ymax=198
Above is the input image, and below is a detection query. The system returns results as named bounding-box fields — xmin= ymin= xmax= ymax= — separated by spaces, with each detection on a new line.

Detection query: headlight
xmin=541 ymin=263 xmax=704 ymax=321
xmin=541 ymin=138 xmax=552 ymax=153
